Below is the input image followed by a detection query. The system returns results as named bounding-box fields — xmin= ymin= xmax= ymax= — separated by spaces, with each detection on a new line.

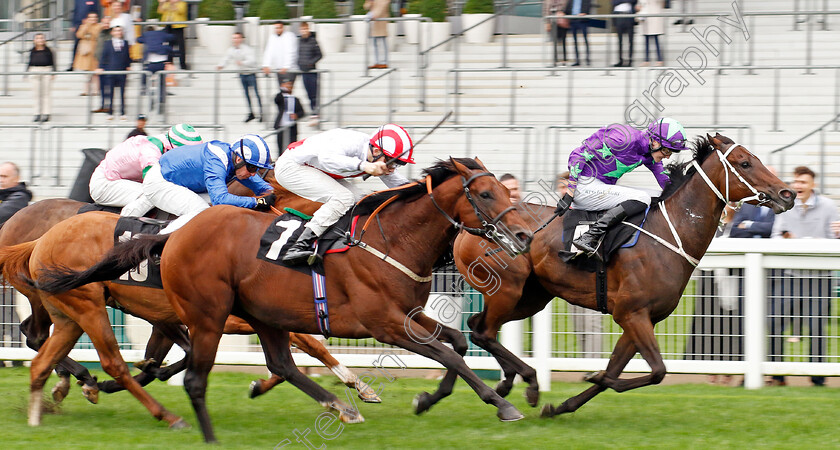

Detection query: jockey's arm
xmin=644 ymin=159 xmax=671 ymax=189
xmin=204 ymin=160 xmax=258 ymax=208
xmin=379 ymin=171 xmax=410 ymax=189
xmin=239 ymin=174 xmax=273 ymax=196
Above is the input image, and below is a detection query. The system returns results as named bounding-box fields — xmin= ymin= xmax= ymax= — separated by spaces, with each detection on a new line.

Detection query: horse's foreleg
xmin=541 ymin=331 xmax=637 ymax=418
xmin=28 ymin=318 xmax=84 ymax=426
xmin=408 ymin=312 xmax=468 ymax=414
xmin=287 ymin=332 xmax=381 ymax=403
xmin=98 ymin=324 xmax=180 ymax=393
xmin=592 ymin=314 xmax=665 ymax=392
xmin=249 ymin=321 xmax=362 ymax=424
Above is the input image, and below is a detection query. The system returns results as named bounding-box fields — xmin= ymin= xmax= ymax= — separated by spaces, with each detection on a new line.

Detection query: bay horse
xmin=439 ymin=134 xmax=794 ymax=416
xmin=0 ymin=193 xmax=379 ymax=424
xmin=36 ymin=158 xmax=534 ymax=442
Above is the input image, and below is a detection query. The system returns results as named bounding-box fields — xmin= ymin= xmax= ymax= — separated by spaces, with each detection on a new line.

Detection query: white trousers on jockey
xmin=142 ymin=164 xmax=210 ymax=234
xmin=90 ymin=166 xmax=155 ymax=217
xmin=572 ymin=177 xmax=652 ymax=211
xmin=274 ymin=153 xmax=358 ymax=236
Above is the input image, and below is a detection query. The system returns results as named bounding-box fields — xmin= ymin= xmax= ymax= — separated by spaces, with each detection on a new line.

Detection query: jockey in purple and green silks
xmin=559 ymin=118 xmax=689 ymax=255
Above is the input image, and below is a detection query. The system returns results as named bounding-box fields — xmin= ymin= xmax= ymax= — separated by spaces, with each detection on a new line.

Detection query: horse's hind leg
xmin=588 ymin=314 xmax=666 ymax=392
xmin=289 ymin=332 xmax=381 ymax=403
xmin=408 ymin=312 xmax=468 ymax=414
xmin=542 ymin=331 xmax=636 ymax=418
xmin=249 ymin=320 xmax=363 ymax=424
xmin=98 ymin=324 xmax=179 ymax=393
xmin=28 ymin=317 xmax=84 ymax=426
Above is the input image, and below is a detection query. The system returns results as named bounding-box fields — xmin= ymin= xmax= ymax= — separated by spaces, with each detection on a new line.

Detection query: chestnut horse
xmin=36 ymin=158 xmax=534 ymax=442
xmin=0 ymin=193 xmax=378 ymax=424
xmin=437 ymin=135 xmax=795 ymax=416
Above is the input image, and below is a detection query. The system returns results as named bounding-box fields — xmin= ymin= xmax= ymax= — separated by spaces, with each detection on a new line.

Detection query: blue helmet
xmin=231 ymin=134 xmax=273 ymax=170
xmin=646 ymin=117 xmax=689 ymax=152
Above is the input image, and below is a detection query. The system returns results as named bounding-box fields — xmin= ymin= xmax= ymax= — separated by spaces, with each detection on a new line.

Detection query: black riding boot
xmin=282 ymin=228 xmax=319 ymax=265
xmin=573 ymin=200 xmax=646 ymax=255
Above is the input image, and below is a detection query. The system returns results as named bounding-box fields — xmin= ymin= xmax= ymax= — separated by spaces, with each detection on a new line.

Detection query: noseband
xmin=427 ymin=172 xmax=517 ymax=242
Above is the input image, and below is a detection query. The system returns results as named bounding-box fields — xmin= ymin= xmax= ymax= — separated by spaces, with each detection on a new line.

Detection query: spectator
xmin=730 ymin=203 xmax=775 ymax=239
xmin=297 ymin=22 xmax=322 ymax=125
xmin=543 ymin=0 xmax=569 ymax=66
xmin=671 ymin=0 xmax=695 ymax=25
xmin=69 ymin=0 xmax=101 ymax=71
xmin=109 ymin=1 xmax=136 ymax=46
xmin=768 ymin=166 xmax=839 ymax=387
xmin=274 ymin=75 xmax=305 ymax=158
xmin=26 ymin=33 xmax=56 ymax=123
xmin=0 ymin=162 xmax=31 ymax=366
xmin=127 ymin=113 xmax=148 ymax=139
xmin=365 ymin=0 xmax=390 ymax=69
xmin=74 ymin=12 xmax=104 ymax=96
xmin=554 ymin=171 xmax=603 ymax=356
xmin=566 ymin=0 xmax=591 ymax=67
xmin=612 ymin=0 xmax=637 ymax=67
xmin=137 ymin=25 xmax=174 ymax=112
xmin=93 ymin=15 xmax=113 ymax=114
xmin=499 ymin=173 xmax=522 ymax=204
xmin=97 ymin=25 xmax=132 ymax=121
xmin=637 ymin=0 xmax=664 ymax=66
xmin=157 ymin=0 xmax=189 ymax=70
xmin=217 ymin=32 xmax=262 ymax=123
xmin=262 ymin=22 xmax=299 ymax=87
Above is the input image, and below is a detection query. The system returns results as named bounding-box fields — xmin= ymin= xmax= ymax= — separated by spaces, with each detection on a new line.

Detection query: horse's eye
xmin=479 ymin=192 xmax=492 ymax=199
xmin=740 ymin=161 xmax=751 ymax=169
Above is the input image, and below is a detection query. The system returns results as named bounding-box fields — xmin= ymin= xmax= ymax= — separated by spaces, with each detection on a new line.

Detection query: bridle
xmin=691 ymin=141 xmax=770 ymax=224
xmin=426 ymin=171 xmax=521 ymax=254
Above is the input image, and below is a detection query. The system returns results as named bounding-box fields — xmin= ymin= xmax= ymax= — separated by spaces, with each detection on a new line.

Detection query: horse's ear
xmin=450 ymin=157 xmax=472 ymax=177
xmin=473 ymin=156 xmax=489 ymax=171
xmin=708 ymin=133 xmax=724 ymax=149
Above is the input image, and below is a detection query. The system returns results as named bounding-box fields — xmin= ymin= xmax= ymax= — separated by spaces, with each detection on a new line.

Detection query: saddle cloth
xmin=110 ymin=217 xmax=170 ymax=288
xmin=558 ymin=207 xmax=649 ymax=273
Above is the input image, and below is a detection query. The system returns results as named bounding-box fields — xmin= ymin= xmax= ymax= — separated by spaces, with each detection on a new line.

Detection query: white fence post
xmin=743 ymin=252 xmax=766 ymax=389
xmin=500 ymin=319 xmax=524 ymax=380
xmin=532 ymin=306 xmax=552 ymax=391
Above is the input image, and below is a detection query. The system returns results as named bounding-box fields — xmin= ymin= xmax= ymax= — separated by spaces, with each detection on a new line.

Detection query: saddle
xmin=558 ymin=207 xmax=649 ymax=273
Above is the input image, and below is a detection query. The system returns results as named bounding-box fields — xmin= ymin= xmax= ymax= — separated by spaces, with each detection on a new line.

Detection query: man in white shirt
xmin=218 ymin=32 xmax=262 ymax=123
xmin=261 ymin=22 xmax=299 ymax=88
xmin=109 ymin=1 xmax=136 ymax=45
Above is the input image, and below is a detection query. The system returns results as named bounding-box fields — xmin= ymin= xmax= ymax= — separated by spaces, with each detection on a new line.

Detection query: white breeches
xmin=274 ymin=153 xmax=357 ymax=236
xmin=142 ymin=164 xmax=210 ymax=234
xmin=90 ymin=166 xmax=156 ymax=217
xmin=572 ymin=177 xmax=651 ymax=211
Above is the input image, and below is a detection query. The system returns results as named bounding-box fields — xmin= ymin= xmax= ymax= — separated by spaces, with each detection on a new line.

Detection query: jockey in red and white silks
xmin=89 ymin=123 xmax=201 ymax=217
xmin=276 ymin=124 xmax=414 ymax=265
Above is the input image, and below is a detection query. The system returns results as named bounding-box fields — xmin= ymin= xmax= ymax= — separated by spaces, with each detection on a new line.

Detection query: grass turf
xmin=1 ymin=366 xmax=839 ymax=449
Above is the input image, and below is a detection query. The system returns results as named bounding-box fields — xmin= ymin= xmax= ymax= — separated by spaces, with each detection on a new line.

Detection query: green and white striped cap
xmin=147 ymin=134 xmax=168 ymax=153
xmin=168 ymin=124 xmax=202 ymax=147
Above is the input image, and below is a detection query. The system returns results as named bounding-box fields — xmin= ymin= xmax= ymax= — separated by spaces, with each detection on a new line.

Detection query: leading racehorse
xmin=36 ymin=158 xmax=533 ymax=442
xmin=438 ymin=134 xmax=794 ymax=416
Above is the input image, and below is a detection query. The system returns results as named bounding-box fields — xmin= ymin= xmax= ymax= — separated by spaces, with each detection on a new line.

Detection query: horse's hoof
xmin=494 ymin=380 xmax=512 ymax=398
xmin=525 ymin=386 xmax=540 ymax=407
xmin=81 ymin=385 xmax=99 ymax=404
xmin=339 ymin=409 xmax=364 ymax=424
xmin=169 ymin=418 xmax=190 ymax=430
xmin=248 ymin=380 xmax=264 ymax=399
xmin=497 ymin=403 xmax=524 ymax=422
xmin=584 ymin=371 xmax=605 ymax=385
xmin=358 ymin=391 xmax=382 ymax=403
xmin=51 ymin=379 xmax=70 ymax=404
xmin=413 ymin=391 xmax=433 ymax=415
xmin=540 ymin=403 xmax=555 ymax=418
xmin=134 ymin=358 xmax=157 ymax=372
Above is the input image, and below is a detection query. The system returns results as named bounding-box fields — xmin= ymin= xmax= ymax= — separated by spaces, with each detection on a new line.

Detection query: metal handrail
xmin=319 ymin=68 xmax=398 ymax=127
xmin=769 ymin=113 xmax=840 ymax=193
xmin=770 ymin=113 xmax=840 ymax=154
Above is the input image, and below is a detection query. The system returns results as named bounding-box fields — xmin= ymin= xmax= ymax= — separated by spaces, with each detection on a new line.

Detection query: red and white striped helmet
xmin=369 ymin=124 xmax=415 ymax=164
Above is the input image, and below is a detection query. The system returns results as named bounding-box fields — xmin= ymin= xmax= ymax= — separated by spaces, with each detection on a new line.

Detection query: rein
xmin=623 ymin=142 xmax=762 ymax=267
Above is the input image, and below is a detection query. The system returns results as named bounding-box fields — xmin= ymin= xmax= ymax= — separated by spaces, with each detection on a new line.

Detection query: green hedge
xmin=257 ymin=0 xmax=289 ymax=20
xmin=407 ymin=0 xmax=447 ymax=22
xmin=304 ymin=0 xmax=338 ymax=19
xmin=198 ymin=0 xmax=235 ymax=22
xmin=462 ymin=0 xmax=494 ymax=14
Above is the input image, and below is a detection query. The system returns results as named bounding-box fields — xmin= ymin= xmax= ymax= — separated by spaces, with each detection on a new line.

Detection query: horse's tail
xmin=37 ymin=234 xmax=171 ymax=294
xmin=0 ymin=240 xmax=38 ymax=289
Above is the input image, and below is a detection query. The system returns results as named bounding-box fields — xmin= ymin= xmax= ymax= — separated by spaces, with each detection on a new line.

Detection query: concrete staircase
xmin=0 ymin=0 xmax=838 ymax=199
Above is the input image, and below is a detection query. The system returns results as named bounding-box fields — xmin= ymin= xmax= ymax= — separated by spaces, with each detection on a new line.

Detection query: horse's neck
xmin=374 ymin=179 xmax=461 ymax=272
xmin=658 ymin=162 xmax=726 ymax=261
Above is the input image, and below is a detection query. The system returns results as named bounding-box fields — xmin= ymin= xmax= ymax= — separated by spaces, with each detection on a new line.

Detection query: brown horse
xmin=438 ymin=135 xmax=795 ymax=416
xmin=36 ymin=158 xmax=534 ymax=442
xmin=0 ymin=192 xmax=378 ymax=422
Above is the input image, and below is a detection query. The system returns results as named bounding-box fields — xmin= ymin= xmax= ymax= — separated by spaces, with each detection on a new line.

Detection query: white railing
xmin=4 ymin=238 xmax=840 ymax=390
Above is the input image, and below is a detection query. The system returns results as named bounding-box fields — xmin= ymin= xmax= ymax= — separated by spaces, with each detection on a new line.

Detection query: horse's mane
xmin=352 ymin=158 xmax=485 ymax=216
xmin=655 ymin=135 xmax=730 ymax=203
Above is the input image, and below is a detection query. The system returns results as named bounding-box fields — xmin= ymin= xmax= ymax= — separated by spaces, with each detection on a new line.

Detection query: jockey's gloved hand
xmin=254 ymin=193 xmax=277 ymax=211
xmin=362 ymin=161 xmax=389 ymax=176
xmin=555 ymin=193 xmax=574 ymax=216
